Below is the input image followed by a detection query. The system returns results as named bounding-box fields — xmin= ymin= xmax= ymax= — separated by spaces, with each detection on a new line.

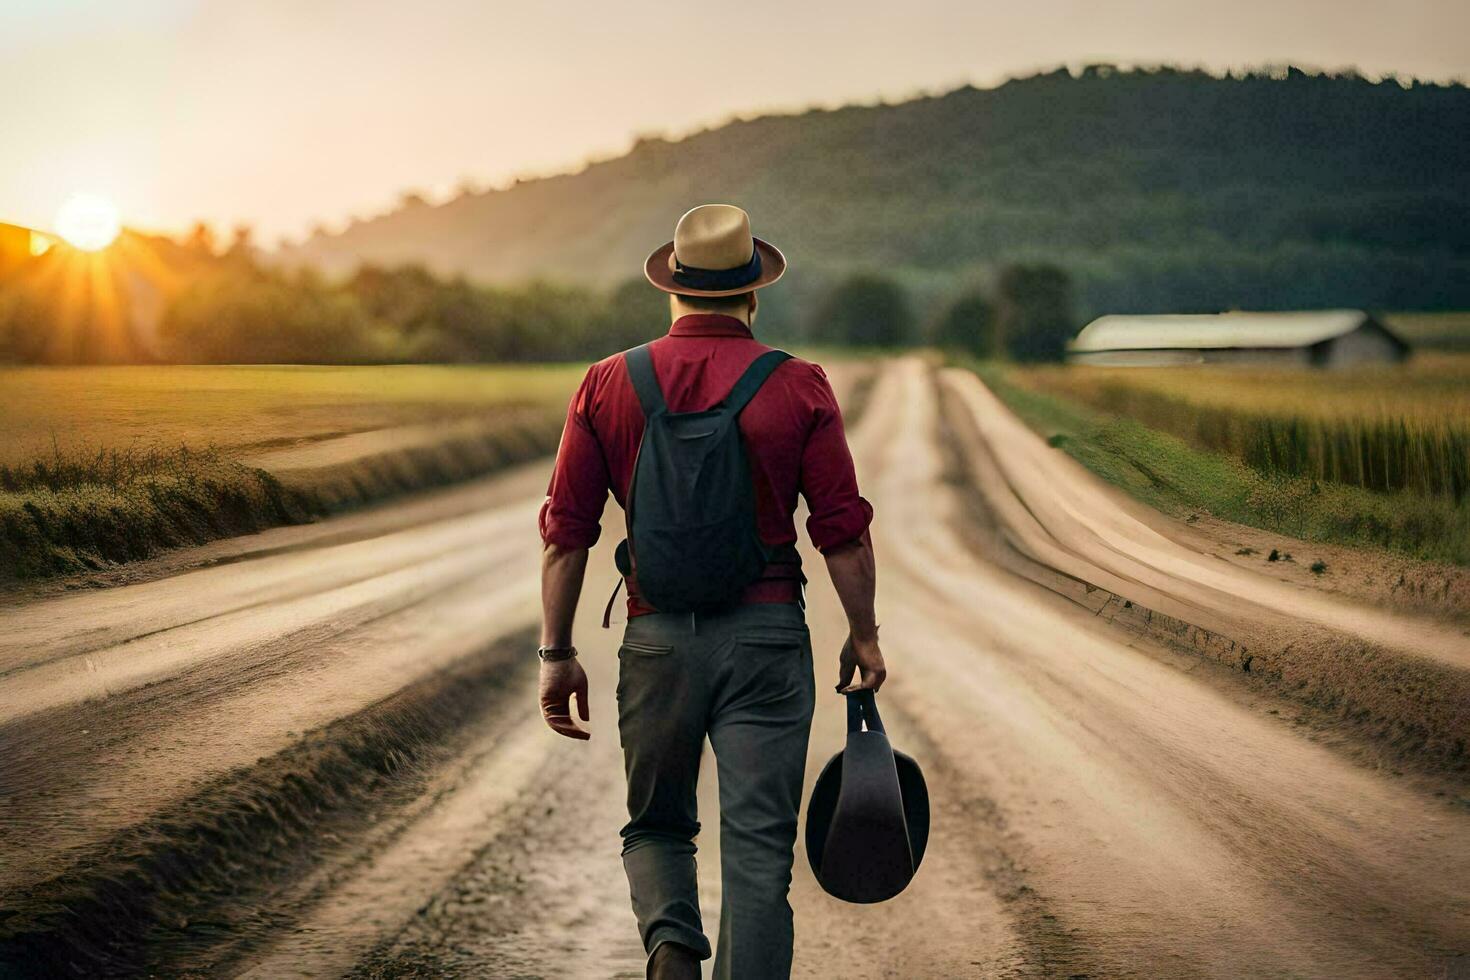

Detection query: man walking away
xmin=536 ymin=204 xmax=886 ymax=980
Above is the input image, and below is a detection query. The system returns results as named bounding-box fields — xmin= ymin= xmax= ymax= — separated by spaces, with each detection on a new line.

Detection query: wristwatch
xmin=537 ymin=645 xmax=579 ymax=662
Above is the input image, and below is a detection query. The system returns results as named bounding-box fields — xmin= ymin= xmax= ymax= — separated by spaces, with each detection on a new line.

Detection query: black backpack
xmin=613 ymin=342 xmax=793 ymax=614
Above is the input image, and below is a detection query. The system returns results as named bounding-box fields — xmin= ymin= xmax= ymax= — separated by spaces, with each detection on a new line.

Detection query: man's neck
xmin=670 ymin=302 xmax=751 ymax=327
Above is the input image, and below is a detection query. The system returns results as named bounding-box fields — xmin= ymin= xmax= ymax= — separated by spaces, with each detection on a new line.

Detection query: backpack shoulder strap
xmin=723 ymin=349 xmax=792 ymax=414
xmin=622 ymin=344 xmax=666 ymax=418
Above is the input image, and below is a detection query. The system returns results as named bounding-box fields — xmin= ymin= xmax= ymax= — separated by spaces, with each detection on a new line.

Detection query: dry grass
xmin=0 ymin=365 xmax=580 ymax=581
xmin=971 ymin=361 xmax=1470 ymax=565
xmin=0 ymin=364 xmax=582 ymax=465
xmin=1384 ymin=312 xmax=1470 ymax=352
xmin=1014 ymin=355 xmax=1470 ymax=500
xmin=0 ymin=446 xmax=293 ymax=579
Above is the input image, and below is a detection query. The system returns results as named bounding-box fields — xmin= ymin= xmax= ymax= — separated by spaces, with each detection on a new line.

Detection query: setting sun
xmin=55 ymin=192 xmax=121 ymax=251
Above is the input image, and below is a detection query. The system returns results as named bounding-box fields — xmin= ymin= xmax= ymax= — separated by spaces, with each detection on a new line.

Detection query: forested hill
xmin=277 ymin=67 xmax=1470 ymax=320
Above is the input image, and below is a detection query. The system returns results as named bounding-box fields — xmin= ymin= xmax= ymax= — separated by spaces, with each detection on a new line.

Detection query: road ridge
xmin=0 ymin=630 xmax=535 ymax=978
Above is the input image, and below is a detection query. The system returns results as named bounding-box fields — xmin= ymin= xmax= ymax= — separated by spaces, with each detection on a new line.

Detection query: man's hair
xmin=675 ymin=292 xmax=753 ymax=315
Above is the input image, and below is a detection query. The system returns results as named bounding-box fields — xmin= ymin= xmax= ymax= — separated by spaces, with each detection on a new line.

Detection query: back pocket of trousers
xmin=734 ymin=629 xmax=807 ymax=654
xmin=620 ymin=640 xmax=673 ymax=658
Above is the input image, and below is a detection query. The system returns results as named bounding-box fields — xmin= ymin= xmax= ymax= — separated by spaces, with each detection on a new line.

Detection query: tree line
xmin=810 ymin=266 xmax=1073 ymax=361
xmin=0 ymin=241 xmax=1072 ymax=364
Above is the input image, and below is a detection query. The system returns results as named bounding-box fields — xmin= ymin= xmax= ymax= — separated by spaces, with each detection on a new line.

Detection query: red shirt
xmin=539 ymin=313 xmax=873 ymax=616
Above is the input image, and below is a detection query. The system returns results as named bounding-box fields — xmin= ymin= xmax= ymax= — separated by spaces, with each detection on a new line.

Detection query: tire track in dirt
xmin=0 ymin=631 xmax=536 ymax=978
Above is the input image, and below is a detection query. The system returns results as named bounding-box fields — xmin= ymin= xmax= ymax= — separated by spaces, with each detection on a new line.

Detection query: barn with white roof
xmin=1067 ymin=311 xmax=1410 ymax=368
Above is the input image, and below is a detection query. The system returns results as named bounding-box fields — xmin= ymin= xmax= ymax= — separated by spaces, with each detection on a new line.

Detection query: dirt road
xmin=2 ymin=359 xmax=1466 ymax=979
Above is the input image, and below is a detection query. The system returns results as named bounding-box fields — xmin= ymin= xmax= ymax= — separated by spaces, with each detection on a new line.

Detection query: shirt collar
xmin=668 ymin=314 xmax=753 ymax=339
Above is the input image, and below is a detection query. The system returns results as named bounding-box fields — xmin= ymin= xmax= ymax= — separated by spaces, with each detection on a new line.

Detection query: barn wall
xmin=1320 ymin=326 xmax=1404 ymax=367
xmin=1201 ymin=347 xmax=1311 ymax=366
xmin=1068 ymin=350 xmax=1205 ymax=366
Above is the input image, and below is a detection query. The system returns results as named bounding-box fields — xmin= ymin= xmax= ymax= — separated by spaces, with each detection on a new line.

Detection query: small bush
xmin=930 ymin=290 xmax=998 ymax=357
xmin=996 ymin=263 xmax=1076 ymax=363
xmin=809 ymin=273 xmax=917 ymax=348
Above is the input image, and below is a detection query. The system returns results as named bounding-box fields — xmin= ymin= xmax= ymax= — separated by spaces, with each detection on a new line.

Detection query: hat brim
xmin=805 ymin=737 xmax=930 ymax=904
xmin=643 ymin=237 xmax=786 ymax=297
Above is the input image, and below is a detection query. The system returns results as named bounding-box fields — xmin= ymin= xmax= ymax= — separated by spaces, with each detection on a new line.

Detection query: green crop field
xmin=0 ymin=364 xmax=582 ymax=582
xmin=973 ymin=354 xmax=1470 ymax=565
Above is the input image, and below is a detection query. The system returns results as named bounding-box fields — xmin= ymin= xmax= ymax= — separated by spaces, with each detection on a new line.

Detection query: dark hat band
xmin=672 ymin=246 xmax=762 ymax=292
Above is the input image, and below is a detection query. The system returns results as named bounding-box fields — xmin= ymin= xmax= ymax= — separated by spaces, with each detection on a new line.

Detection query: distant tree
xmin=996 ymin=264 xmax=1075 ymax=362
xmin=930 ymin=290 xmax=997 ymax=357
xmin=0 ymin=288 xmax=54 ymax=363
xmin=346 ymin=264 xmax=458 ymax=360
xmin=598 ymin=278 xmax=667 ymax=355
xmin=159 ymin=267 xmax=387 ymax=364
xmin=348 ymin=264 xmax=439 ymax=329
xmin=182 ymin=221 xmax=217 ymax=256
xmin=810 ymin=273 xmax=916 ymax=348
xmin=225 ymin=224 xmax=254 ymax=261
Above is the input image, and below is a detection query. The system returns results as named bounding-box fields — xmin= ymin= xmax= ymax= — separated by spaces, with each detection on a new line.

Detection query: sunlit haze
xmin=54 ymin=193 xmax=122 ymax=251
xmin=2 ymin=0 xmax=1466 ymax=244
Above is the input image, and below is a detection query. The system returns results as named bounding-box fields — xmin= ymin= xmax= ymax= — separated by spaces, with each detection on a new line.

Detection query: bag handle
xmin=600 ymin=577 xmax=624 ymax=629
xmin=845 ymin=688 xmax=886 ymax=734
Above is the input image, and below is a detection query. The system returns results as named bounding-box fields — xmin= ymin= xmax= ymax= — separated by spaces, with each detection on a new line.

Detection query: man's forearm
xmin=540 ymin=543 xmax=590 ymax=647
xmin=823 ymin=530 xmax=877 ymax=643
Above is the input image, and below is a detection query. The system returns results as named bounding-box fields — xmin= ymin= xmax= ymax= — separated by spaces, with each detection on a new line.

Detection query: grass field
xmin=1015 ymin=354 xmax=1470 ymax=500
xmin=1384 ymin=312 xmax=1470 ymax=352
xmin=0 ymin=365 xmax=582 ymax=582
xmin=971 ymin=358 xmax=1470 ymax=565
xmin=0 ymin=364 xmax=582 ymax=465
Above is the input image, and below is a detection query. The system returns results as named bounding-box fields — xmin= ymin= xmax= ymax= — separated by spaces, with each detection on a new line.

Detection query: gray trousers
xmin=616 ymin=602 xmax=815 ymax=980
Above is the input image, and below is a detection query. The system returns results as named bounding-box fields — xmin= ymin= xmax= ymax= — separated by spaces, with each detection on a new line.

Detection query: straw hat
xmin=805 ymin=690 xmax=930 ymax=904
xmin=644 ymin=204 xmax=786 ymax=297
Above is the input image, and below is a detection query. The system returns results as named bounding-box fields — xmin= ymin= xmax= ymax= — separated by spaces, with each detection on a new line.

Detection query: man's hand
xmin=837 ymin=634 xmax=886 ymax=693
xmin=539 ymin=658 xmax=591 ymax=740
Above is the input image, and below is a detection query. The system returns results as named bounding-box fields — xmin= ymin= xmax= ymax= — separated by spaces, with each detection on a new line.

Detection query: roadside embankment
xmin=0 ymin=363 xmax=581 ymax=585
xmin=0 ymin=410 xmax=562 ymax=582
xmin=940 ymin=366 xmax=1470 ymax=779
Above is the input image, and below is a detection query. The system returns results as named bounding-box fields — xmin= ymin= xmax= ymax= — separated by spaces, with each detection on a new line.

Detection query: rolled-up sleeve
xmin=538 ymin=368 xmax=610 ymax=550
xmin=798 ymin=366 xmax=874 ymax=552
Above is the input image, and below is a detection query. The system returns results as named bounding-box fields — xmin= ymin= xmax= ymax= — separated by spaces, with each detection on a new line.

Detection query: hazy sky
xmin=4 ymin=0 xmax=1467 ymax=243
